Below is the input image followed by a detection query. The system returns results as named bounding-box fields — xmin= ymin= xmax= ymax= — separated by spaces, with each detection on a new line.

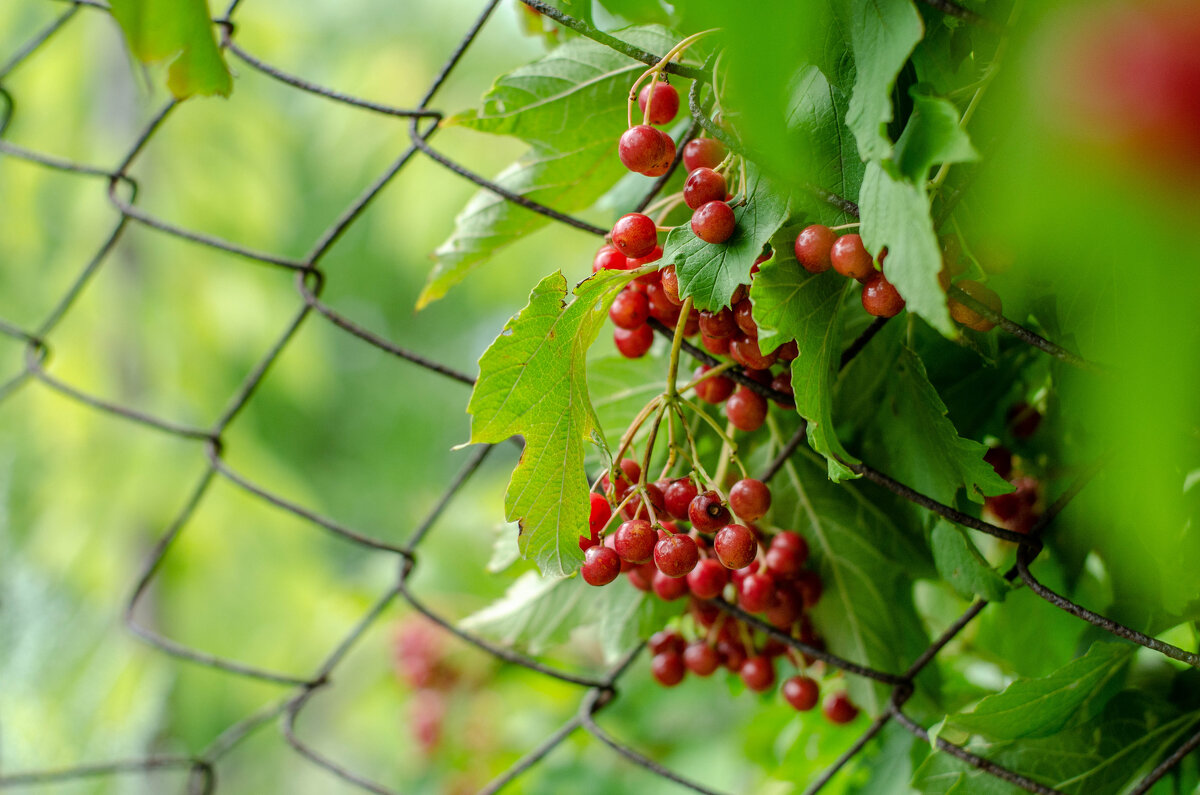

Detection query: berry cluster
xmin=794 ymin=225 xmax=905 ymax=318
xmin=580 ymin=461 xmax=857 ymax=719
xmin=393 ymin=619 xmax=460 ymax=754
xmin=982 ymin=403 xmax=1045 ymax=535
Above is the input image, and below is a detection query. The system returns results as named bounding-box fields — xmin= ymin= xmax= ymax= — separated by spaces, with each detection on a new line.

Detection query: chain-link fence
xmin=0 ymin=1 xmax=1196 ymax=793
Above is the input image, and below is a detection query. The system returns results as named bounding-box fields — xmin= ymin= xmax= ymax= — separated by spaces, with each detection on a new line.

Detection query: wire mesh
xmin=0 ymin=0 xmax=1196 ymax=793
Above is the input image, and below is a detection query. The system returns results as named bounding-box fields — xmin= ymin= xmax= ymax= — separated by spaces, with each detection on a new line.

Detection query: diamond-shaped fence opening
xmin=0 ymin=1 xmax=1196 ymax=793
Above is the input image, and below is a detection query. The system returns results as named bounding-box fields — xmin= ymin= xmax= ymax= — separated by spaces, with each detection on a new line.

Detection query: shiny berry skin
xmin=659 ymin=264 xmax=682 ymax=304
xmin=649 ymin=629 xmax=686 ymax=656
xmin=652 ymin=569 xmax=690 ymax=600
xmin=691 ymin=201 xmax=736 ymax=244
xmin=729 ymin=479 xmax=771 ymax=523
xmin=683 ymin=137 xmax=726 ymax=171
xmin=641 ymin=129 xmax=677 ymax=177
xmin=614 ymin=324 xmax=653 ymax=358
xmin=949 ymin=279 xmax=1002 ymax=332
xmin=683 ymin=642 xmax=720 ymax=676
xmin=613 ymin=520 xmax=656 ymax=564
xmin=683 ymin=167 xmax=727 ymax=210
xmin=688 ymin=491 xmax=732 ymax=533
xmin=694 ymin=365 xmax=735 ymax=404
xmin=618 ymin=125 xmax=667 ymax=173
xmin=654 ymin=533 xmax=700 ymax=577
xmin=623 ymin=481 xmax=665 ymax=521
xmin=738 ymin=571 xmax=777 ymax=613
xmin=581 ymin=545 xmax=621 ymax=586
xmin=782 ymin=676 xmax=820 ymax=711
xmin=646 ymin=282 xmax=681 ymax=325
xmin=776 ymin=340 xmax=799 ymax=361
xmin=588 ymin=492 xmax=612 ymax=538
xmin=733 ymin=299 xmax=757 ymax=337
xmin=686 ymin=558 xmax=730 ymax=599
xmin=638 ymin=81 xmax=679 ymax=125
xmin=830 ymin=234 xmax=875 ymax=281
xmin=718 ymin=640 xmax=747 ymax=672
xmin=609 ymin=289 xmax=650 ymax=330
xmin=794 ymin=225 xmax=837 ymax=274
xmin=726 ymin=388 xmax=768 ymax=432
xmin=611 ymin=213 xmax=658 ymax=258
xmin=772 ymin=530 xmax=807 ymax=553
xmin=823 ymin=692 xmax=859 ymax=724
xmin=766 ymin=536 xmax=808 ymax=579
xmin=740 ymin=655 xmax=776 ymax=692
xmin=663 ymin=478 xmax=699 ymax=521
xmin=713 ymin=524 xmax=757 ymax=570
xmin=729 ymin=336 xmax=777 ymax=371
xmin=594 ymin=244 xmax=628 ymax=272
xmin=701 ymin=334 xmax=730 ymax=356
xmin=861 ymin=273 xmax=905 ymax=318
xmin=698 ymin=307 xmax=737 ymax=339
xmin=651 ymin=651 xmax=686 ymax=686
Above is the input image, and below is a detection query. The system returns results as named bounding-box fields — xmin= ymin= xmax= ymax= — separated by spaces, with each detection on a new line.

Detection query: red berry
xmin=654 ymin=533 xmax=700 ymax=577
xmin=984 ymin=446 xmax=1013 ymax=480
xmin=688 ymin=491 xmax=732 ymax=533
xmin=638 ymin=81 xmax=680 ymax=125
xmin=1007 ymin=402 xmax=1042 ymax=439
xmin=623 ymin=481 xmax=666 ymax=521
xmin=652 ymin=569 xmax=691 ymax=600
xmin=701 ymin=334 xmax=730 ymax=356
xmin=618 ymin=125 xmax=667 ymax=174
xmin=794 ymin=570 xmax=823 ymax=609
xmin=684 ymin=167 xmax=727 ymax=210
xmin=614 ymin=325 xmax=653 ymax=358
xmin=770 ymin=371 xmax=795 ymax=409
xmin=733 ymin=299 xmax=757 ymax=337
xmin=738 ymin=571 xmax=778 ymax=613
xmin=765 ymin=586 xmax=802 ymax=629
xmin=830 ymin=234 xmax=875 ymax=281
xmin=698 ymin=307 xmax=737 ymax=339
xmin=588 ymin=492 xmax=612 ymax=539
xmin=740 ymin=655 xmax=776 ymax=692
xmin=686 ymin=558 xmax=730 ymax=599
xmin=729 ymin=479 xmax=771 ymax=523
xmin=794 ymin=225 xmax=837 ymax=274
xmin=613 ymin=519 xmax=656 ymax=564
xmin=714 ymin=524 xmax=758 ymax=570
xmin=640 ymin=129 xmax=677 ymax=177
xmin=717 ymin=639 xmax=747 ymax=671
xmin=948 ymin=279 xmax=1002 ymax=332
xmin=609 ymin=289 xmax=650 ymax=330
xmin=776 ymin=340 xmax=799 ymax=361
xmin=659 ymin=264 xmax=682 ymax=305
xmin=626 ymin=561 xmax=655 ymax=591
xmin=861 ymin=273 xmax=905 ymax=318
xmin=663 ymin=478 xmax=699 ymax=522
xmin=766 ymin=539 xmax=808 ymax=579
xmin=581 ymin=545 xmax=621 ymax=586
xmin=683 ymin=642 xmax=720 ymax=676
xmin=726 ymin=388 xmax=768 ymax=432
xmin=782 ymin=676 xmax=820 ymax=711
xmin=729 ymin=336 xmax=778 ymax=371
xmin=691 ymin=201 xmax=736 ymax=244
xmin=823 ymin=692 xmax=859 ymax=724
xmin=649 ymin=629 xmax=686 ymax=656
xmin=651 ymin=651 xmax=686 ymax=686
xmin=646 ymin=282 xmax=682 ymax=325
xmin=694 ymin=365 xmax=735 ymax=404
xmin=594 ymin=244 xmax=628 ymax=272
xmin=683 ymin=138 xmax=726 ymax=172
xmin=611 ymin=213 xmax=658 ymax=259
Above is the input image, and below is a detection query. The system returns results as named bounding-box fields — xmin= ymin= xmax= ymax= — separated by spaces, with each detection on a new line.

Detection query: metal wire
xmin=0 ymin=1 xmax=1195 ymax=793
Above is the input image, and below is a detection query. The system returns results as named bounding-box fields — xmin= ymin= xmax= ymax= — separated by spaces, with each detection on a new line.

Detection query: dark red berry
xmin=770 ymin=371 xmax=794 ymax=408
xmin=609 ymin=289 xmax=650 ymax=330
xmin=984 ymin=446 xmax=1013 ymax=480
xmin=611 ymin=213 xmax=658 ymax=259
xmin=766 ymin=538 xmax=808 ymax=579
xmin=686 ymin=558 xmax=730 ymax=599
xmin=646 ymin=282 xmax=682 ymax=324
xmin=638 ymin=81 xmax=679 ymax=125
xmin=581 ymin=545 xmax=621 ymax=586
xmin=694 ymin=365 xmax=735 ymax=404
xmin=654 ymin=533 xmax=700 ymax=577
xmin=740 ymin=655 xmax=776 ymax=692
xmin=830 ymin=234 xmax=875 ymax=281
xmin=690 ymin=598 xmax=721 ymax=628
xmin=794 ymin=225 xmax=837 ymax=274
xmin=652 ymin=569 xmax=691 ymax=600
xmin=718 ymin=639 xmax=747 ymax=672
xmin=701 ymin=334 xmax=730 ymax=355
xmin=659 ymin=264 xmax=682 ymax=305
xmin=729 ymin=335 xmax=778 ymax=371
xmin=683 ymin=642 xmax=720 ymax=676
xmin=688 ymin=491 xmax=732 ymax=533
xmin=662 ymin=479 xmax=698 ymax=522
xmin=623 ymin=481 xmax=666 ymax=521
xmin=733 ymin=299 xmax=757 ymax=337
xmin=698 ymin=307 xmax=737 ymax=339
xmin=683 ymin=138 xmax=726 ymax=172
xmin=738 ymin=571 xmax=778 ymax=613
xmin=613 ymin=520 xmax=656 ymax=564
xmin=726 ymin=388 xmax=768 ymax=432
xmin=594 ymin=244 xmax=628 ymax=272
xmin=691 ymin=201 xmax=736 ymax=244
xmin=614 ymin=324 xmax=653 ymax=358
xmin=714 ymin=524 xmax=757 ymax=570
xmin=782 ymin=676 xmax=820 ymax=711
xmin=618 ymin=125 xmax=668 ymax=173
xmin=1007 ymin=402 xmax=1042 ymax=439
xmin=776 ymin=340 xmax=799 ymax=361
xmin=729 ymin=479 xmax=771 ymax=523
xmin=641 ymin=129 xmax=676 ymax=177
xmin=772 ymin=530 xmax=807 ymax=553
xmin=649 ymin=630 xmax=686 ymax=656
xmin=823 ymin=692 xmax=859 ymax=724
xmin=765 ymin=586 xmax=802 ymax=629
xmin=684 ymin=167 xmax=727 ymax=210
xmin=651 ymin=651 xmax=686 ymax=686
xmin=794 ymin=570 xmax=822 ymax=609
xmin=861 ymin=273 xmax=905 ymax=318
xmin=626 ymin=561 xmax=655 ymax=591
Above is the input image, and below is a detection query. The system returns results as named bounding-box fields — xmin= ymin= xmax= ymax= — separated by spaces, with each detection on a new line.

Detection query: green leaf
xmin=838 ymin=0 xmax=925 ymax=160
xmin=487 ymin=522 xmax=522 ymax=574
xmin=859 ymin=160 xmax=953 ymax=334
xmin=870 ymin=346 xmax=1012 ymax=504
xmin=460 ymin=571 xmax=664 ymax=664
xmin=948 ymin=642 xmax=1133 ymax=740
xmin=749 ymin=245 xmax=858 ymax=481
xmin=912 ymin=692 xmax=1200 ymax=795
xmin=109 ymin=0 xmax=232 ymax=99
xmin=588 ymin=354 xmax=664 ymax=444
xmin=931 ymin=520 xmax=1010 ymax=602
xmin=894 ymin=91 xmax=977 ymax=182
xmin=786 ymin=64 xmax=866 ymax=225
xmin=663 ymin=165 xmax=790 ymax=312
xmin=770 ymin=436 xmax=932 ymax=713
xmin=467 ymin=269 xmax=635 ymax=576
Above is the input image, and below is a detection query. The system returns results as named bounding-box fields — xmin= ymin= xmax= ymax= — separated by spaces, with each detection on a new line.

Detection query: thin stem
xmin=830 ymin=222 xmax=860 ymax=231
xmin=666 ymin=297 xmax=693 ymax=401
xmin=628 ymin=29 xmax=717 ymax=128
xmin=677 ymin=360 xmax=736 ymax=396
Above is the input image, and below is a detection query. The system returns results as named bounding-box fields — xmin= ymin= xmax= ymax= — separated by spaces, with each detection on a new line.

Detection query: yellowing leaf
xmin=110 ymin=0 xmax=232 ymax=99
